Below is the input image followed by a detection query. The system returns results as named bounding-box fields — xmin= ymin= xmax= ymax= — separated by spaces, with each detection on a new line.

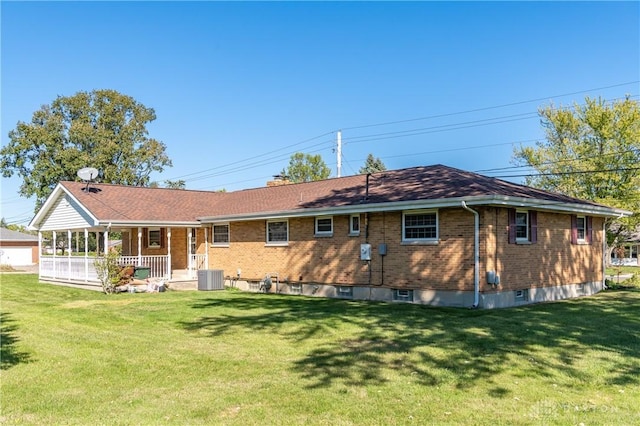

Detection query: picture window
xmin=403 ymin=211 xmax=438 ymax=242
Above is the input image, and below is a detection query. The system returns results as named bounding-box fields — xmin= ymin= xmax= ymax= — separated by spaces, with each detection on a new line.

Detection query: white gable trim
xmin=29 ymin=183 xmax=99 ymax=231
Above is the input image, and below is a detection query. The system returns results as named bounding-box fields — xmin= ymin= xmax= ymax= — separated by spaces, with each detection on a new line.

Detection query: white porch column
xmin=38 ymin=231 xmax=42 ymax=277
xmin=104 ymin=229 xmax=109 ymax=256
xmin=84 ymin=229 xmax=89 ymax=281
xmin=167 ymin=227 xmax=172 ymax=279
xmin=137 ymin=227 xmax=142 ymax=265
xmin=52 ymin=231 xmax=57 ymax=279
xmin=67 ymin=229 xmax=72 ymax=281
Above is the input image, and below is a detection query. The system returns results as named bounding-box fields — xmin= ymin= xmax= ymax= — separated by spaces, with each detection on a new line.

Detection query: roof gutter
xmin=197 ymin=194 xmax=631 ymax=223
xmin=461 ymin=201 xmax=480 ymax=308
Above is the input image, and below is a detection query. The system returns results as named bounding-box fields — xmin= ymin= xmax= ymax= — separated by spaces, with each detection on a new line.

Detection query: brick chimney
xmin=267 ymin=174 xmax=292 ymax=187
xmin=267 ymin=178 xmax=292 ymax=187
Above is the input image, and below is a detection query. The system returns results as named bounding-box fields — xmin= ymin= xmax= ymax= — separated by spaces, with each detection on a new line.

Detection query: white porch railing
xmin=40 ymin=256 xmax=99 ymax=282
xmin=119 ymin=255 xmax=169 ymax=278
xmin=40 ymin=255 xmax=169 ymax=282
xmin=188 ymin=254 xmax=207 ymax=279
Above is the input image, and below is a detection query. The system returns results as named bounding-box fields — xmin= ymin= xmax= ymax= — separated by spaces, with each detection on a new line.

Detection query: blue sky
xmin=2 ymin=1 xmax=639 ymax=226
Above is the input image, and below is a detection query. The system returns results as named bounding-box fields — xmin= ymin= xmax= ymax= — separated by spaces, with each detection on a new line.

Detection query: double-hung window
xmin=571 ymin=215 xmax=592 ymax=245
xmin=508 ymin=209 xmax=537 ymax=244
xmin=576 ymin=216 xmax=586 ymax=242
xmin=148 ymin=228 xmax=161 ymax=248
xmin=515 ymin=211 xmax=529 ymax=241
xmin=349 ymin=214 xmax=360 ymax=236
xmin=402 ymin=210 xmax=438 ymax=243
xmin=267 ymin=220 xmax=288 ymax=245
xmin=315 ymin=216 xmax=333 ymax=236
xmin=212 ymin=224 xmax=230 ymax=246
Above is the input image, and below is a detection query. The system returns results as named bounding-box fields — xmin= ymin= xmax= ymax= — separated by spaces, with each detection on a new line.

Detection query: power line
xmin=476 ymin=147 xmax=640 ymax=175
xmin=163 ymin=83 xmax=638 ymax=188
xmin=493 ymin=167 xmax=640 ymax=179
xmin=165 ymin=131 xmax=336 ymax=181
xmin=341 ymin=81 xmax=639 ymax=131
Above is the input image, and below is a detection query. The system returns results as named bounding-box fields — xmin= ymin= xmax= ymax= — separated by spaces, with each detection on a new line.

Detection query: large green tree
xmin=512 ymin=96 xmax=640 ymax=248
xmin=359 ymin=153 xmax=387 ymax=174
xmin=1 ymin=89 xmax=172 ymax=210
xmin=281 ymin=152 xmax=331 ymax=183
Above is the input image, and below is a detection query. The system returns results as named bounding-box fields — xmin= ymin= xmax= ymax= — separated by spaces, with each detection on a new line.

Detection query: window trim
xmin=212 ymin=223 xmax=230 ymax=247
xmin=402 ymin=210 xmax=438 ymax=243
xmin=349 ymin=214 xmax=361 ymax=236
xmin=508 ymin=209 xmax=537 ymax=244
xmin=266 ymin=219 xmax=289 ymax=246
xmin=314 ymin=216 xmax=333 ymax=237
xmin=571 ymin=214 xmax=592 ymax=245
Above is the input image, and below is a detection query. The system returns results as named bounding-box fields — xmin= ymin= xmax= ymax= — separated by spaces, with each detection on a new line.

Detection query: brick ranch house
xmin=29 ymin=164 xmax=629 ymax=308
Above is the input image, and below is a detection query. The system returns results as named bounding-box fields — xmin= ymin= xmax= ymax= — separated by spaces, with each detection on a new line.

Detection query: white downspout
xmin=461 ymin=201 xmax=480 ymax=308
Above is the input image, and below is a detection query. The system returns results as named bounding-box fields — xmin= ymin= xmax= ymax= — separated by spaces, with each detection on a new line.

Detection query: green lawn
xmin=2 ymin=275 xmax=639 ymax=425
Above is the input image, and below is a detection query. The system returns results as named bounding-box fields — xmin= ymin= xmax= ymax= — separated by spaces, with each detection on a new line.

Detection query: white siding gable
xmin=39 ymin=194 xmax=97 ymax=231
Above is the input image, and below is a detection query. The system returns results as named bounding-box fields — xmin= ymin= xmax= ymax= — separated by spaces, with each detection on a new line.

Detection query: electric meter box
xmin=360 ymin=244 xmax=372 ymax=261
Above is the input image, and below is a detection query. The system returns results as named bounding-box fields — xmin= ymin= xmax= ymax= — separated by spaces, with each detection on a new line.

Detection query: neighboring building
xmin=0 ymin=227 xmax=39 ymax=266
xmin=28 ymin=164 xmax=630 ymax=308
xmin=612 ymin=230 xmax=639 ymax=266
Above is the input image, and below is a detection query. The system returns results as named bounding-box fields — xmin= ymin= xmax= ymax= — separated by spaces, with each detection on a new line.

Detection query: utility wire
xmin=163 ymin=83 xmax=638 ymax=187
xmin=341 ymin=81 xmax=639 ymax=131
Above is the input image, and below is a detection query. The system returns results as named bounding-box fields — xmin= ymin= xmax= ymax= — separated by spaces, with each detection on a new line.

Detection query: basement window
xmin=290 ymin=283 xmax=302 ymax=295
xmin=515 ymin=289 xmax=529 ymax=302
xmin=393 ymin=289 xmax=414 ymax=302
xmin=336 ymin=286 xmax=353 ymax=299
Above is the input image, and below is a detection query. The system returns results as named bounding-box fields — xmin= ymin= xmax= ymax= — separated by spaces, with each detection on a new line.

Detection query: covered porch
xmin=38 ymin=226 xmax=208 ymax=284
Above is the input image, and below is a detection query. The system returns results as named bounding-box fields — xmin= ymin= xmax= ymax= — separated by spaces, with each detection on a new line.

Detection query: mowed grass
xmin=2 ymin=275 xmax=639 ymax=425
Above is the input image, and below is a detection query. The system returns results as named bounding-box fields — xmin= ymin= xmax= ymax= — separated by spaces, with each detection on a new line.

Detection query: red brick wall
xmin=483 ymin=207 xmax=603 ymax=291
xmin=206 ymin=207 xmax=603 ymax=292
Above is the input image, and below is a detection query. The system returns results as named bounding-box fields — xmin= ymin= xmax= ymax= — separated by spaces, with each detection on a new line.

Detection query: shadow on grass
xmin=181 ymin=289 xmax=640 ymax=390
xmin=1 ymin=312 xmax=32 ymax=370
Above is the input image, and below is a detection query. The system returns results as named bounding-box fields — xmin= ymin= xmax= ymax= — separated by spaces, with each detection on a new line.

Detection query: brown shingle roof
xmin=58 ymin=164 xmax=610 ymax=224
xmin=60 ymin=181 xmax=226 ymax=223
